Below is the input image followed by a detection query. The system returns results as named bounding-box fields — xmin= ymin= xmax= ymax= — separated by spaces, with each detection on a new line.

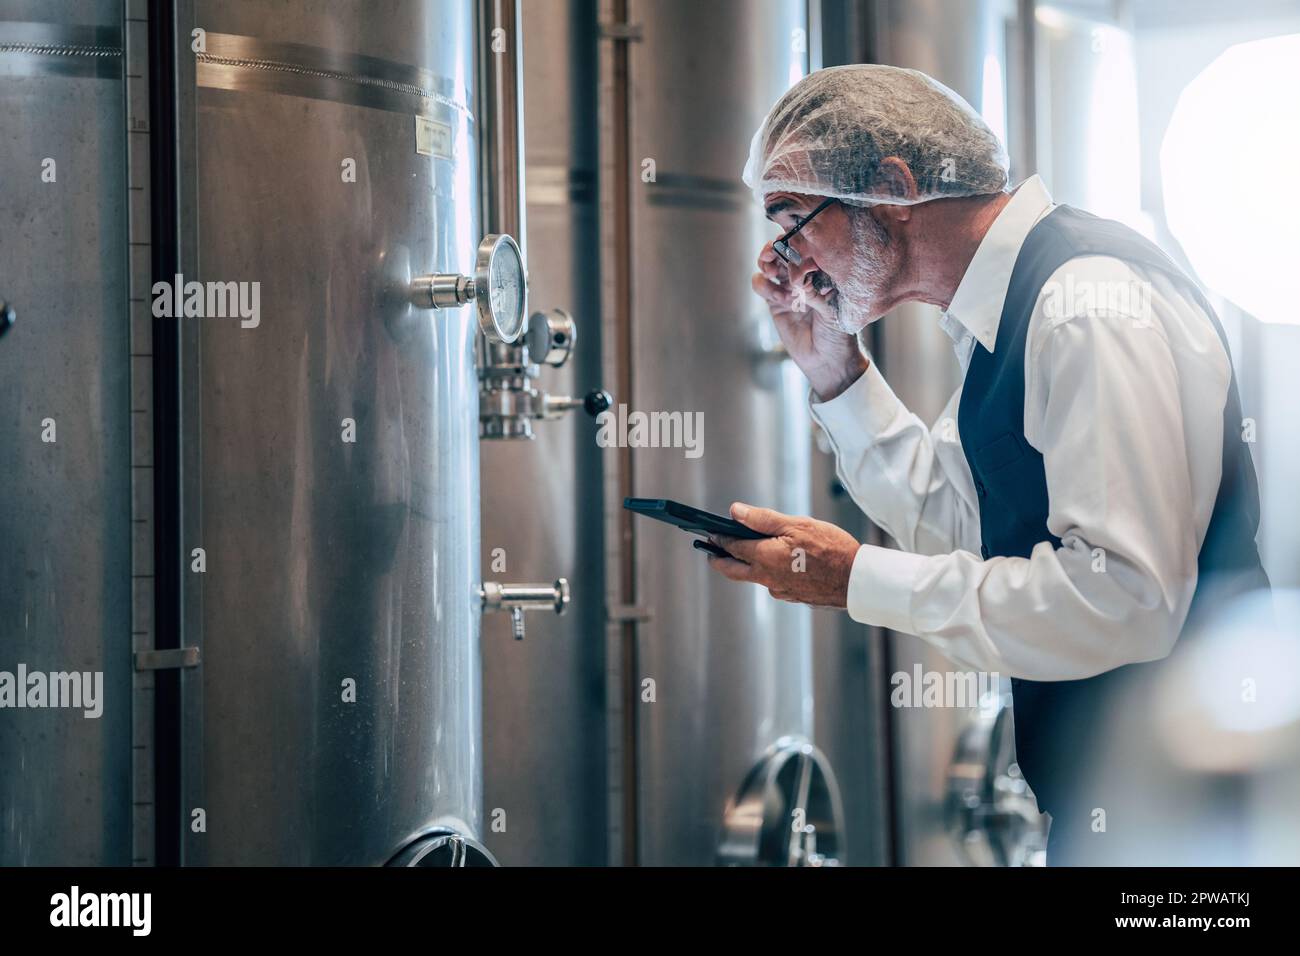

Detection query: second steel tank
xmin=602 ymin=0 xmax=829 ymax=865
xmin=176 ymin=0 xmax=486 ymax=865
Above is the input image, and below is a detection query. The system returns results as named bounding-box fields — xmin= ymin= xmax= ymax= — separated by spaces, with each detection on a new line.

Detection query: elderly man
xmin=705 ymin=65 xmax=1268 ymax=865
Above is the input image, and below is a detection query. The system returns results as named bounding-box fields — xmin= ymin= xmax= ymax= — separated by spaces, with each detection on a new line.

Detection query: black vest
xmin=956 ymin=206 xmax=1269 ymax=859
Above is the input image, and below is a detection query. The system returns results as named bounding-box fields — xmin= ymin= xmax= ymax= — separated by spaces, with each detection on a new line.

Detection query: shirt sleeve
xmin=840 ymin=268 xmax=1224 ymax=680
xmin=809 ymin=360 xmax=982 ymax=558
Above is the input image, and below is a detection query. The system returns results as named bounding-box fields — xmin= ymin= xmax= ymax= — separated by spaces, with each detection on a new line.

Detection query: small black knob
xmin=0 ymin=301 xmax=14 ymax=339
xmin=583 ymin=389 xmax=612 ymax=417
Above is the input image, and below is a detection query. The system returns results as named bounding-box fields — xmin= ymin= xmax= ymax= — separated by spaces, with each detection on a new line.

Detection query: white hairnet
xmin=742 ymin=64 xmax=1010 ymax=207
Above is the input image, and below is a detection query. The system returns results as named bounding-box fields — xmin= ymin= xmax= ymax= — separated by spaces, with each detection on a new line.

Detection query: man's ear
xmin=875 ymin=156 xmax=918 ymax=222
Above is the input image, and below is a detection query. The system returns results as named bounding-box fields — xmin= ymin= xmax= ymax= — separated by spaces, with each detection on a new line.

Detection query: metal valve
xmin=480 ymin=578 xmax=570 ymax=640
xmin=523 ymin=308 xmax=576 ymax=367
xmin=542 ymin=388 xmax=612 ymax=420
xmin=478 ymin=305 xmax=612 ymax=439
xmin=945 ymin=693 xmax=1048 ymax=867
xmin=717 ymin=737 xmax=845 ymax=866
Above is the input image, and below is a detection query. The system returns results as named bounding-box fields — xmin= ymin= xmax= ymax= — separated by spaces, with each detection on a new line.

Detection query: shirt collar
xmin=942 ymin=175 xmax=1055 ymax=354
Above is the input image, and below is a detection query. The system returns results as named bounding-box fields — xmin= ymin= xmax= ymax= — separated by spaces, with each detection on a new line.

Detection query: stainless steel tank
xmin=600 ymin=0 xmax=831 ymax=866
xmin=479 ymin=0 xmax=608 ymax=867
xmin=176 ymin=0 xmax=487 ymax=865
xmin=1033 ymin=6 xmax=1142 ymax=222
xmin=0 ymin=1 xmax=132 ymax=866
xmin=867 ymin=0 xmax=1043 ymax=866
xmin=806 ymin=0 xmax=901 ymax=869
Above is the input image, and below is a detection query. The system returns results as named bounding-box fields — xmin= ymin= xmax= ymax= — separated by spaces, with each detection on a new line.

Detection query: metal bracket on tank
xmin=598 ymin=22 xmax=644 ymax=42
xmin=607 ymin=604 xmax=653 ymax=623
xmin=481 ymin=578 xmax=570 ymax=640
xmin=134 ymin=647 xmax=201 ymax=671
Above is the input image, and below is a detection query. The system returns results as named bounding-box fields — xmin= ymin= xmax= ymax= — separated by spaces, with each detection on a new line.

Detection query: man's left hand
xmin=706 ymin=502 xmax=860 ymax=610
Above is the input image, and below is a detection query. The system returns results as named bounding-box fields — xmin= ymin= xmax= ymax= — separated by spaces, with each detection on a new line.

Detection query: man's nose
xmin=787 ymin=252 xmax=819 ymax=288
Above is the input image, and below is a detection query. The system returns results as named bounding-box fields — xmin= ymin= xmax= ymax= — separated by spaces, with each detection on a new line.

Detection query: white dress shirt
xmin=811 ymin=175 xmax=1233 ymax=680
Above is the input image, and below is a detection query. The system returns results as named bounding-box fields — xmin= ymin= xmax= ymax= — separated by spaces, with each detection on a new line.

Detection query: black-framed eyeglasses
xmin=772 ymin=197 xmax=837 ymax=266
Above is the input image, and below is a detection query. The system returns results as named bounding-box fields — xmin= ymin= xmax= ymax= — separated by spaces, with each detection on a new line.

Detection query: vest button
xmin=980 ymin=545 xmax=990 ymax=560
xmin=975 ymin=480 xmax=987 ymax=499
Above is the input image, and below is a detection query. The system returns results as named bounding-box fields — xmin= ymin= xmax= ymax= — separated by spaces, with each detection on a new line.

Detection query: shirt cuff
xmin=808 ymin=360 xmax=907 ymax=446
xmin=845 ymin=543 xmax=929 ymax=635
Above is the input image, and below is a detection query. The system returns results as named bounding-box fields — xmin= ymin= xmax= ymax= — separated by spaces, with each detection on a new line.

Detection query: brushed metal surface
xmin=624 ymin=0 xmax=814 ymax=866
xmin=870 ymin=0 xmax=1020 ymax=867
xmin=479 ymin=0 xmax=608 ymax=867
xmin=807 ymin=0 xmax=900 ymax=869
xmin=1034 ymin=7 xmax=1140 ymax=217
xmin=0 ymin=20 xmax=122 ymax=78
xmin=0 ymin=0 xmax=131 ymax=865
xmin=194 ymin=32 xmax=473 ymax=117
xmin=180 ymin=0 xmax=483 ymax=864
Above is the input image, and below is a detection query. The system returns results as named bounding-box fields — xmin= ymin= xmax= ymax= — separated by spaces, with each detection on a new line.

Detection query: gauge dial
xmin=474 ymin=234 xmax=527 ymax=344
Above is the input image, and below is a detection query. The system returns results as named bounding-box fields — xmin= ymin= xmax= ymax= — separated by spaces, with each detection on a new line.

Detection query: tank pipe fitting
xmin=480 ymin=578 xmax=570 ymax=640
xmin=475 ymin=0 xmax=566 ymax=439
xmin=410 ymin=273 xmax=474 ymax=310
xmin=542 ymin=389 xmax=612 ymax=420
xmin=477 ymin=0 xmax=526 ymax=258
xmin=478 ymin=308 xmax=612 ymax=438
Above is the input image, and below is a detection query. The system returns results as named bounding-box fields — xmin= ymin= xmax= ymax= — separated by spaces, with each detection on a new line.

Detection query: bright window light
xmin=980 ymin=52 xmax=1007 ymax=155
xmin=1161 ymin=34 xmax=1300 ymax=325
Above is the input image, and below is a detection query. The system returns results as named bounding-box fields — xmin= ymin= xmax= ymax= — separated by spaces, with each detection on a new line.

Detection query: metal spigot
xmin=543 ymin=388 xmax=612 ymax=420
xmin=480 ymin=578 xmax=570 ymax=640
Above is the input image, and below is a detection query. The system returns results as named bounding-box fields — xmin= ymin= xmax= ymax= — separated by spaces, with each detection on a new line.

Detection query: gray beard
xmin=828 ymin=209 xmax=893 ymax=334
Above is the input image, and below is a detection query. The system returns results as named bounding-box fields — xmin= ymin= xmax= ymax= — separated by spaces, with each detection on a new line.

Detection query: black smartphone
xmin=622 ymin=498 xmax=768 ymax=540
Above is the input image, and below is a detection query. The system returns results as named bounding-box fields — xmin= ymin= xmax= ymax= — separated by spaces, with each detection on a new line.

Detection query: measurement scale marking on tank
xmin=122 ymin=4 xmax=155 ymax=868
xmin=193 ymin=33 xmax=472 ymax=121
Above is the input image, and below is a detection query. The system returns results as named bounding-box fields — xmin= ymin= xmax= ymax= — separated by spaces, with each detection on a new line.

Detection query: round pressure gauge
xmin=473 ymin=234 xmax=527 ymax=344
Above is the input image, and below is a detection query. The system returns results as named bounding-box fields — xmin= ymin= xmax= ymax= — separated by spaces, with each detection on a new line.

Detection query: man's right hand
xmin=752 ymin=241 xmax=869 ymax=402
